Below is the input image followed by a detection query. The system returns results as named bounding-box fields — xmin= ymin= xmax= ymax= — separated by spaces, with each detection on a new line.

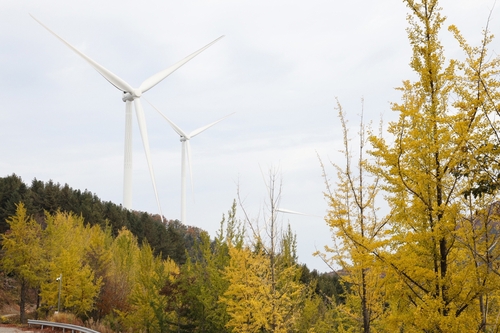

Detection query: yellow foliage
xmin=321 ymin=1 xmax=500 ymax=331
xmin=40 ymin=211 xmax=102 ymax=316
xmin=1 ymin=203 xmax=44 ymax=287
xmin=117 ymin=240 xmax=180 ymax=333
xmin=221 ymin=244 xmax=304 ymax=333
xmin=366 ymin=0 xmax=500 ymax=331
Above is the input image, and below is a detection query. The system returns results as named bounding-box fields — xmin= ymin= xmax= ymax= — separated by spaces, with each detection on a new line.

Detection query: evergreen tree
xmin=0 ymin=174 xmax=30 ymax=233
xmin=181 ymin=200 xmax=243 ymax=332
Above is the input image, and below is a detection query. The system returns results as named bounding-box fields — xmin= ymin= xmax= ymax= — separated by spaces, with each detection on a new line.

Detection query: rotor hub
xmin=133 ymin=89 xmax=142 ymax=98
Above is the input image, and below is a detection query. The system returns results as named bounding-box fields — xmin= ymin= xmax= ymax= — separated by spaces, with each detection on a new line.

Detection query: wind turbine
xmin=146 ymin=100 xmax=233 ymax=224
xmin=30 ymin=14 xmax=224 ymax=217
xmin=275 ymin=208 xmax=308 ymax=216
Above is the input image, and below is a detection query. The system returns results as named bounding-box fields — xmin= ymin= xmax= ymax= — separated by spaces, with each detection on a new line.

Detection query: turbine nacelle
xmin=122 ymin=89 xmax=143 ymax=102
xmin=122 ymin=92 xmax=134 ymax=102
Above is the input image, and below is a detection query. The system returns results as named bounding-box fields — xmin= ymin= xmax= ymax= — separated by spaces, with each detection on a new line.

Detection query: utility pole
xmin=56 ymin=274 xmax=62 ymax=313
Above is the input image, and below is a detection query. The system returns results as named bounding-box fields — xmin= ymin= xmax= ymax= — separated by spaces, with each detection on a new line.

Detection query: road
xmin=0 ymin=327 xmax=33 ymax=332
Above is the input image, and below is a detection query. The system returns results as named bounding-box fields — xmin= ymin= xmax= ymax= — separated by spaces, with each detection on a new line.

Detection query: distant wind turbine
xmin=276 ymin=207 xmax=323 ymax=219
xmin=146 ymin=100 xmax=233 ymax=224
xmin=31 ymin=14 xmax=224 ymax=217
xmin=275 ymin=208 xmax=308 ymax=216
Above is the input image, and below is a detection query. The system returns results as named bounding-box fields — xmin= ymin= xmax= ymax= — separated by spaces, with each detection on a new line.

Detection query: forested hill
xmin=0 ymin=173 xmax=202 ymax=264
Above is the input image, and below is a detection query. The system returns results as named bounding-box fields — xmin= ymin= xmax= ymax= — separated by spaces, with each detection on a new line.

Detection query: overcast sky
xmin=1 ymin=0 xmax=499 ymax=272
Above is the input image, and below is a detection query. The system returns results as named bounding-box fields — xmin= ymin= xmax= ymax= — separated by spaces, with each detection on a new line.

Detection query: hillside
xmin=0 ymin=174 xmax=203 ymax=264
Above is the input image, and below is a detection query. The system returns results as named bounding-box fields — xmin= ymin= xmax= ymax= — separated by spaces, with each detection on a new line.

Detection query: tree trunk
xmin=19 ymin=278 xmax=27 ymax=324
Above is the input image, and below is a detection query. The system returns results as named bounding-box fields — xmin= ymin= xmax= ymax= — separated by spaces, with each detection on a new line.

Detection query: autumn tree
xmin=448 ymin=17 xmax=500 ymax=199
xmin=178 ymin=200 xmax=243 ymax=332
xmin=229 ymin=169 xmax=305 ymax=332
xmin=96 ymin=228 xmax=139 ymax=320
xmin=294 ymin=263 xmax=348 ymax=332
xmin=221 ymin=244 xmax=273 ymax=332
xmin=454 ymin=200 xmax=500 ymax=332
xmin=221 ymin=234 xmax=304 ymax=333
xmin=1 ymin=203 xmax=44 ymax=323
xmin=119 ymin=242 xmax=179 ymax=333
xmin=318 ymin=100 xmax=388 ymax=333
xmin=39 ymin=211 xmax=102 ymax=317
xmin=448 ymin=16 xmax=500 ymax=331
xmin=366 ymin=0 xmax=500 ymax=330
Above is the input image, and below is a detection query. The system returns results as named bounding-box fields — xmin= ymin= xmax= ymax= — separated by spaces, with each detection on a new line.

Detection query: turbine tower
xmin=31 ymin=14 xmax=224 ymax=216
xmin=147 ymin=101 xmax=233 ymax=224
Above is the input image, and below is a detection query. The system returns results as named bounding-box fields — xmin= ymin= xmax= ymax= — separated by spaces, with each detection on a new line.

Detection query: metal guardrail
xmin=27 ymin=319 xmax=100 ymax=333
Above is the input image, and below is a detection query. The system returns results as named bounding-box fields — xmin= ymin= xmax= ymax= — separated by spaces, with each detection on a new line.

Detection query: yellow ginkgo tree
xmin=318 ymin=99 xmax=389 ymax=333
xmin=227 ymin=169 xmax=305 ymax=333
xmin=1 ymin=203 xmax=44 ymax=323
xmin=39 ymin=211 xmax=102 ymax=316
xmin=367 ymin=0 xmax=500 ymax=331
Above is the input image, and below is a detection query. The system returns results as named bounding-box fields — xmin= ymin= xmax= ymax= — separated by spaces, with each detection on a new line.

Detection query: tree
xmin=1 ymin=203 xmax=44 ymax=323
xmin=164 ymin=220 xmax=188 ymax=265
xmin=40 ymin=211 xmax=102 ymax=317
xmin=232 ymin=169 xmax=306 ymax=332
xmin=84 ymin=223 xmax=113 ymax=320
xmin=448 ymin=17 xmax=500 ymax=199
xmin=119 ymin=242 xmax=179 ymax=333
xmin=221 ymin=244 xmax=273 ymax=332
xmin=0 ymin=174 xmax=30 ymax=233
xmin=221 ymin=238 xmax=304 ymax=333
xmin=294 ymin=283 xmax=347 ymax=333
xmin=448 ymin=18 xmax=500 ymax=331
xmin=367 ymin=0 xmax=500 ymax=330
xmin=179 ymin=200 xmax=243 ymax=332
xmin=454 ymin=201 xmax=500 ymax=332
xmin=0 ymin=175 xmax=200 ymax=266
xmin=97 ymin=228 xmax=139 ymax=320
xmin=318 ymin=99 xmax=388 ymax=332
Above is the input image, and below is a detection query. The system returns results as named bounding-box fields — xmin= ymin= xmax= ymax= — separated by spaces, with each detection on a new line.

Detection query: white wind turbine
xmin=31 ymin=14 xmax=224 ymax=217
xmin=147 ymin=100 xmax=233 ymax=224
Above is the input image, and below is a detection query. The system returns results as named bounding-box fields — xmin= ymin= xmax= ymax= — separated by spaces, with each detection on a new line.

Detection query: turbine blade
xmin=30 ymin=14 xmax=135 ymax=93
xmin=144 ymin=98 xmax=188 ymax=137
xmin=133 ymin=99 xmax=164 ymax=221
xmin=275 ymin=208 xmax=308 ymax=216
xmin=189 ymin=112 xmax=235 ymax=138
xmin=139 ymin=35 xmax=225 ymax=93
